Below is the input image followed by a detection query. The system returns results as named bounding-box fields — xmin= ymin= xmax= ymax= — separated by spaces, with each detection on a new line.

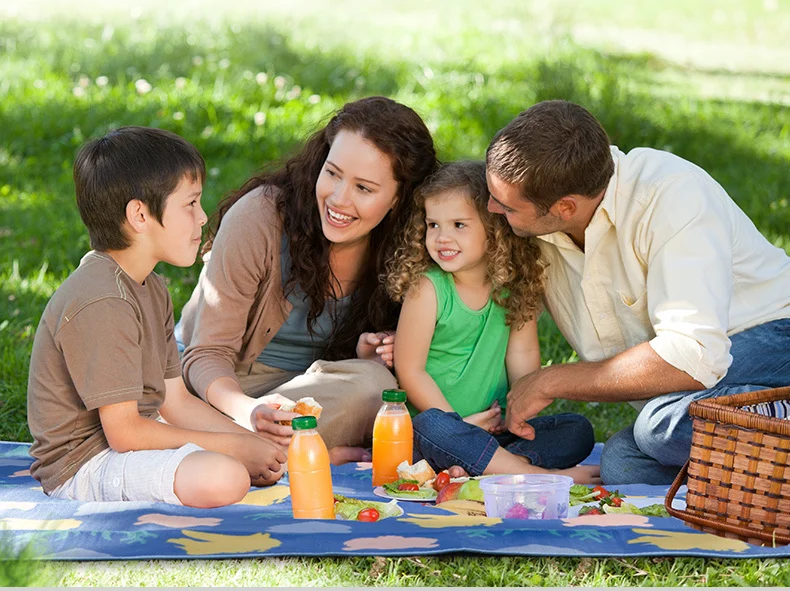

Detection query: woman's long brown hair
xmin=204 ymin=96 xmax=438 ymax=360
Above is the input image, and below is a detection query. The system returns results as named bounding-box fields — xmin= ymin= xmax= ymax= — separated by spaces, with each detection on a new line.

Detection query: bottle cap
xmin=292 ymin=416 xmax=318 ymax=430
xmin=382 ymin=389 xmax=407 ymax=403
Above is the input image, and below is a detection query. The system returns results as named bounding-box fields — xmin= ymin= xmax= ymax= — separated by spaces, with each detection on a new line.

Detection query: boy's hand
xmin=236 ymin=434 xmax=287 ymax=486
xmin=356 ymin=331 xmax=395 ymax=367
xmin=463 ymin=402 xmax=505 ymax=434
xmin=250 ymin=395 xmax=300 ymax=447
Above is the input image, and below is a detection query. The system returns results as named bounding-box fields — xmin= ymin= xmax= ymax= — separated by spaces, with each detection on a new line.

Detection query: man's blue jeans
xmin=412 ymin=410 xmax=595 ymax=476
xmin=600 ymin=318 xmax=790 ymax=485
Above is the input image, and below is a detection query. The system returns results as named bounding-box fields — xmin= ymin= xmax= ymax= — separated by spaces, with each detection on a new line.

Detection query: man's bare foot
xmin=328 ymin=446 xmax=372 ymax=466
xmin=558 ymin=464 xmax=601 ymax=485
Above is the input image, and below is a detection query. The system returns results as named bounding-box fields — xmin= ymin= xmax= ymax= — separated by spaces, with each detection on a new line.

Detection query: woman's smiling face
xmin=315 ymin=130 xmax=399 ymax=248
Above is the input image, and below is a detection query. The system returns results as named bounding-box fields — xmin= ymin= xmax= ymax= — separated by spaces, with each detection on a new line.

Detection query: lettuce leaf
xmin=333 ymin=494 xmax=401 ymax=520
xmin=382 ymin=479 xmax=438 ymax=499
xmin=569 ymin=484 xmax=599 ymax=506
xmin=602 ymin=502 xmax=670 ymax=517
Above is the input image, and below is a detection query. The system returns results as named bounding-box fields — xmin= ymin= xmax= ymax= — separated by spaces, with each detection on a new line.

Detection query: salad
xmin=333 ymin=494 xmax=402 ymax=521
xmin=570 ymin=484 xmax=670 ymax=517
xmin=381 ymin=478 xmax=438 ymax=500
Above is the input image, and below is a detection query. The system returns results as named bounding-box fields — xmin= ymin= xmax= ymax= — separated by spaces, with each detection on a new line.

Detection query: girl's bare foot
xmin=328 ymin=446 xmax=372 ymax=465
xmin=447 ymin=465 xmax=470 ymax=478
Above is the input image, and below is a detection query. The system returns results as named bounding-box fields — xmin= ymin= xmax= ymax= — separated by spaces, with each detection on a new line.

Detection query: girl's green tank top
xmin=410 ymin=266 xmax=510 ymax=418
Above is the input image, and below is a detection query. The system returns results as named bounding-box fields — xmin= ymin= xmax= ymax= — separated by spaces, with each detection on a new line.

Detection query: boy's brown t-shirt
xmin=27 ymin=251 xmax=182 ymax=493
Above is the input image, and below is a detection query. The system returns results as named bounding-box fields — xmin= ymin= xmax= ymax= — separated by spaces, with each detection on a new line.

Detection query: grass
xmin=1 ymin=0 xmax=789 ymax=585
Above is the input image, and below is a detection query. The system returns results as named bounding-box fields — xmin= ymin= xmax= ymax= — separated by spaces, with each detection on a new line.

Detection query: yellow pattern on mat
xmin=236 ymin=486 xmax=290 ymax=506
xmin=628 ymin=528 xmax=750 ymax=552
xmin=167 ymin=530 xmax=282 ymax=555
xmin=399 ymin=514 xmax=502 ymax=528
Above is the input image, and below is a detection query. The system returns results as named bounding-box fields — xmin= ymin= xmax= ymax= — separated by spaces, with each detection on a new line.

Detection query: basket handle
xmin=664 ymin=461 xmax=790 ymax=546
xmin=664 ymin=460 xmax=688 ymax=519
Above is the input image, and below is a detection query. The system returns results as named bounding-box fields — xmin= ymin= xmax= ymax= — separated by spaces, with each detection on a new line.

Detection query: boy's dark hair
xmin=486 ymin=100 xmax=614 ymax=214
xmin=74 ymin=126 xmax=206 ymax=251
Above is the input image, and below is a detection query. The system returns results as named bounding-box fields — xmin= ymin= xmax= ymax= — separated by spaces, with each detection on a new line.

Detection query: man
xmin=485 ymin=100 xmax=790 ymax=484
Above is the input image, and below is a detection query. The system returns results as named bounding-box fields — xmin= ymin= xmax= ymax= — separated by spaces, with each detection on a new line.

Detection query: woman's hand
xmin=356 ymin=331 xmax=395 ymax=368
xmin=249 ymin=393 xmax=300 ymax=448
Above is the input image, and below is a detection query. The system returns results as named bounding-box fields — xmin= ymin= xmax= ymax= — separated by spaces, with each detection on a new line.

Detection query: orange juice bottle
xmin=372 ymin=389 xmax=413 ymax=487
xmin=287 ymin=415 xmax=335 ymax=519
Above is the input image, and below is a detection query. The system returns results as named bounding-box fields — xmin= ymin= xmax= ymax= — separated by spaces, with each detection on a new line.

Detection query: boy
xmin=28 ymin=127 xmax=289 ymax=507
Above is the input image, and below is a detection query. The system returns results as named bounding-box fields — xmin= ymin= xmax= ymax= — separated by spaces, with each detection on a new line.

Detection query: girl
xmin=177 ymin=97 xmax=438 ymax=464
xmin=387 ymin=161 xmax=599 ymax=482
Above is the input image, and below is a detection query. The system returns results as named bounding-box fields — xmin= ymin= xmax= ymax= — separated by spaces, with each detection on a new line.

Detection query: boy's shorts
xmin=50 ymin=443 xmax=203 ymax=505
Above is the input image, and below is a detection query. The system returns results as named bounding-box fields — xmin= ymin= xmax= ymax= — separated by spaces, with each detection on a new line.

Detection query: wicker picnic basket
xmin=664 ymin=386 xmax=790 ymax=546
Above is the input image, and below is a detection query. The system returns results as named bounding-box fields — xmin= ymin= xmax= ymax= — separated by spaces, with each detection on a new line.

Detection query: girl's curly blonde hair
xmin=385 ymin=160 xmax=545 ymax=328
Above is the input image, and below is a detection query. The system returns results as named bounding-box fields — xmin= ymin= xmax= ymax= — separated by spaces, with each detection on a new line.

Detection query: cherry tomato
xmin=592 ymin=486 xmax=610 ymax=498
xmin=357 ymin=508 xmax=380 ymax=522
xmin=609 ymin=496 xmax=623 ymax=507
xmin=433 ymin=472 xmax=451 ymax=492
xmin=398 ymin=482 xmax=420 ymax=491
xmin=579 ymin=505 xmax=603 ymax=516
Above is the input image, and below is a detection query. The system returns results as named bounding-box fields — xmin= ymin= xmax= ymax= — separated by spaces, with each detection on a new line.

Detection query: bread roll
xmin=278 ymin=396 xmax=323 ymax=426
xmin=396 ymin=459 xmax=436 ymax=486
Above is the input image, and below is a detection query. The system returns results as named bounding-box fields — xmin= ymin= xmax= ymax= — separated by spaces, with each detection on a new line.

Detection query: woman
xmin=177 ymin=96 xmax=438 ymax=463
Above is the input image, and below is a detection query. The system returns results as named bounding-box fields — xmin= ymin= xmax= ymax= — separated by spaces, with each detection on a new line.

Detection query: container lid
xmin=382 ymin=389 xmax=407 ymax=403
xmin=292 ymin=416 xmax=317 ymax=430
xmin=478 ymin=473 xmax=573 ymax=492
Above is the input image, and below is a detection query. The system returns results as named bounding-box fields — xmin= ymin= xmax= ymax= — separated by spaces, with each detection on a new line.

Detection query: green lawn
xmin=2 ymin=0 xmax=790 ymax=585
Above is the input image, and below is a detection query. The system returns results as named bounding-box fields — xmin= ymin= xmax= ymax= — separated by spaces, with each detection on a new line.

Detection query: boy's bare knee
xmin=174 ymin=451 xmax=250 ymax=508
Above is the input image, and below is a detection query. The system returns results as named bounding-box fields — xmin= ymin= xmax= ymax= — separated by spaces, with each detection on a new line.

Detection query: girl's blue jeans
xmin=412 ymin=410 xmax=595 ymax=476
xmin=600 ymin=318 xmax=790 ymax=485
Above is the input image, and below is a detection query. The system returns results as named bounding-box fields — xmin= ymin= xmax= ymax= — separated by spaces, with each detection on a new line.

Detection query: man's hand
xmin=505 ymin=371 xmax=555 ymax=440
xmin=250 ymin=393 xmax=300 ymax=447
xmin=356 ymin=331 xmax=395 ymax=367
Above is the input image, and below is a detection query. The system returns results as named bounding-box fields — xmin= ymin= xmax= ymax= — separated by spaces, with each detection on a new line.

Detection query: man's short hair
xmin=73 ymin=126 xmax=205 ymax=251
xmin=486 ymin=100 xmax=614 ymax=213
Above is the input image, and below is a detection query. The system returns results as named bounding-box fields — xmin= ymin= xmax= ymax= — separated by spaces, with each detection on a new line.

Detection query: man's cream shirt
xmin=538 ymin=146 xmax=790 ymax=409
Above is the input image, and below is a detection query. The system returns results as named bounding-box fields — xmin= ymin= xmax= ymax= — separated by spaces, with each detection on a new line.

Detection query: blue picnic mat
xmin=1 ymin=441 xmax=789 ymax=560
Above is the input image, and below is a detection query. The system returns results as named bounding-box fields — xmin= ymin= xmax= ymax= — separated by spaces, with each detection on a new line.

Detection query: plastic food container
xmin=479 ymin=474 xmax=573 ymax=520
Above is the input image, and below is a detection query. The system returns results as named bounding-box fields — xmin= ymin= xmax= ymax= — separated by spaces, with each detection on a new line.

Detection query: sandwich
xmin=396 ymin=459 xmax=436 ymax=487
xmin=278 ymin=396 xmax=323 ymax=425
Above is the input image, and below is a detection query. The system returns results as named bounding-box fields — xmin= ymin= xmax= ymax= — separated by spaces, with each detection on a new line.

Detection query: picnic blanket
xmin=2 ymin=441 xmax=789 ymax=560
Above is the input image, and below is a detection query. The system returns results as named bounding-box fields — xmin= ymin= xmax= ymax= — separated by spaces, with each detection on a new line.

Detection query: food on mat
xmin=504 ymin=502 xmax=531 ymax=520
xmin=382 ymin=478 xmax=438 ymax=500
xmin=435 ymin=481 xmax=464 ymax=504
xmin=432 ymin=471 xmax=451 ymax=491
xmin=356 ymin=508 xmax=381 ymax=522
xmin=278 ymin=397 xmax=323 ymax=425
xmin=578 ymin=505 xmax=603 ymax=516
xmin=602 ymin=502 xmax=670 ymax=517
xmin=570 ymin=484 xmax=670 ymax=517
xmin=457 ymin=479 xmax=484 ymax=502
xmin=396 ymin=459 xmax=436 ymax=486
xmin=570 ymin=484 xmax=622 ymax=507
xmin=333 ymin=494 xmax=401 ymax=520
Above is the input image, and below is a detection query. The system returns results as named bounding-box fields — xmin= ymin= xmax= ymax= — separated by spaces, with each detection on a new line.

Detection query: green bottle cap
xmin=292 ymin=416 xmax=318 ymax=430
xmin=382 ymin=389 xmax=407 ymax=403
